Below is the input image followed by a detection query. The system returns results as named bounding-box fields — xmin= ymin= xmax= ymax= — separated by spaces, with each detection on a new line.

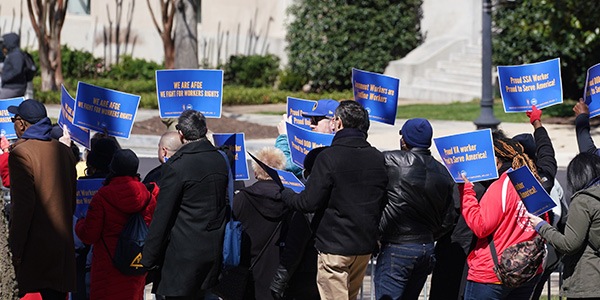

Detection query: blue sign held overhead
xmin=287 ymin=97 xmax=316 ymax=130
xmin=507 ymin=165 xmax=557 ymax=216
xmin=352 ymin=68 xmax=399 ymax=125
xmin=497 ymin=58 xmax=563 ymax=113
xmin=212 ymin=133 xmax=250 ymax=181
xmin=156 ymin=69 xmax=224 ymax=118
xmin=434 ymin=129 xmax=498 ymax=183
xmin=286 ymin=122 xmax=334 ymax=169
xmin=75 ymin=178 xmax=104 ymax=219
xmin=73 ymin=82 xmax=140 ymax=139
xmin=0 ymin=97 xmax=24 ymax=139
xmin=59 ymin=85 xmax=90 ymax=149
xmin=583 ymin=63 xmax=600 ymax=118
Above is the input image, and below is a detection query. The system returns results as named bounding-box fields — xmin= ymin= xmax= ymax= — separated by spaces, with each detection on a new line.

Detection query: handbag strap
xmin=250 ymin=220 xmax=283 ymax=270
xmin=487 ymin=176 xmax=511 ymax=269
xmin=217 ymin=150 xmax=234 ymax=214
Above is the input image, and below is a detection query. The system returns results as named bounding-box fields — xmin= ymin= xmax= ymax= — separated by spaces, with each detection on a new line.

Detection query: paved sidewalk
xmin=46 ymin=104 xmax=581 ymax=168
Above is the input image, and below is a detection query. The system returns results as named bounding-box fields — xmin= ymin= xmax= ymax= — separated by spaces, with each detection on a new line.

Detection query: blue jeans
xmin=374 ymin=242 xmax=436 ymax=300
xmin=464 ymin=275 xmax=540 ymax=300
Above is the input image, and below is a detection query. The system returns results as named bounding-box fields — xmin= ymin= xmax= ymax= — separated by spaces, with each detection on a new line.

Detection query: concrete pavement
xmin=47 ymin=103 xmax=581 ymax=168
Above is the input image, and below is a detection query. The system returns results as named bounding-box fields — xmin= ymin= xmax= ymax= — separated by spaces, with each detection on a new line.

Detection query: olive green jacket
xmin=538 ymin=185 xmax=600 ymax=298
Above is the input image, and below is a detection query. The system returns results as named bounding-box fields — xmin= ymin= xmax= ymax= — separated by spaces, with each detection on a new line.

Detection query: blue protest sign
xmin=59 ymin=85 xmax=90 ymax=149
xmin=497 ymin=58 xmax=563 ymax=112
xmin=287 ymin=97 xmax=316 ymax=130
xmin=277 ymin=169 xmax=305 ymax=193
xmin=73 ymin=82 xmax=140 ymax=139
xmin=507 ymin=165 xmax=557 ymax=216
xmin=434 ymin=129 xmax=498 ymax=183
xmin=75 ymin=178 xmax=104 ymax=219
xmin=247 ymin=152 xmax=305 ymax=193
xmin=156 ymin=69 xmax=223 ymax=118
xmin=286 ymin=122 xmax=334 ymax=169
xmin=212 ymin=133 xmax=250 ymax=181
xmin=352 ymin=68 xmax=399 ymax=125
xmin=0 ymin=97 xmax=24 ymax=139
xmin=583 ymin=63 xmax=600 ymax=118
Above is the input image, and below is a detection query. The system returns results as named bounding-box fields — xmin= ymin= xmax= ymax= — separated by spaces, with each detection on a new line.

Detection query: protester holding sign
xmin=142 ymin=110 xmax=229 ymax=299
xmin=512 ymin=105 xmax=565 ymax=300
xmin=573 ymin=99 xmax=600 ymax=156
xmin=281 ymin=100 xmax=387 ymax=300
xmin=376 ymin=118 xmax=457 ymax=299
xmin=8 ymin=99 xmax=78 ymax=299
xmin=528 ymin=152 xmax=600 ymax=299
xmin=276 ymin=99 xmax=339 ymax=177
xmin=460 ymin=137 xmax=543 ymax=299
xmin=75 ymin=149 xmax=158 ymax=300
xmin=233 ymin=147 xmax=288 ymax=300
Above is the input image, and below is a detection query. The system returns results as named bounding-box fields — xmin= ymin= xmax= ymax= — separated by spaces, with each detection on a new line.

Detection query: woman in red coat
xmin=76 ymin=149 xmax=158 ymax=300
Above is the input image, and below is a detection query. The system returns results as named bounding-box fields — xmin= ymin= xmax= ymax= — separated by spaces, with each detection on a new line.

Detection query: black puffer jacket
xmin=380 ymin=148 xmax=457 ymax=244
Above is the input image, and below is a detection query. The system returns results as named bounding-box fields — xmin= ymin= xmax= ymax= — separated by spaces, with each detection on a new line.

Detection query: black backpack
xmin=102 ymin=204 xmax=149 ymax=276
xmin=21 ymin=51 xmax=36 ymax=81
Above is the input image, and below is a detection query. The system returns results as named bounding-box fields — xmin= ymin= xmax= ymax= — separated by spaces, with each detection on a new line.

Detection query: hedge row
xmin=32 ymin=77 xmax=353 ymax=109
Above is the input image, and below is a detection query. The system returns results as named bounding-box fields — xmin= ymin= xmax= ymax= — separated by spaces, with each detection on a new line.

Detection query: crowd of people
xmin=1 ymin=94 xmax=599 ymax=300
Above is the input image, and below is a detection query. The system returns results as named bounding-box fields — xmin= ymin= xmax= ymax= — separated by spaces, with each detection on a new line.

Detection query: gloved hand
xmin=270 ymin=265 xmax=291 ymax=300
xmin=526 ymin=105 xmax=542 ymax=124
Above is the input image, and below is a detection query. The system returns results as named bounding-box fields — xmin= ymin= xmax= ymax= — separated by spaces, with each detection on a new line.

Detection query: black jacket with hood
xmin=1 ymin=33 xmax=27 ymax=91
xmin=233 ymin=179 xmax=287 ymax=300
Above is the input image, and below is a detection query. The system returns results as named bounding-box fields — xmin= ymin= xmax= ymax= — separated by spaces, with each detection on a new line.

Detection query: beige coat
xmin=9 ymin=138 xmax=77 ymax=293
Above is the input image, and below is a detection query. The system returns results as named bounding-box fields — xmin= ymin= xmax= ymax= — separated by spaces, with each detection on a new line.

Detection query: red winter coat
xmin=461 ymin=172 xmax=542 ymax=284
xmin=76 ymin=176 xmax=158 ymax=300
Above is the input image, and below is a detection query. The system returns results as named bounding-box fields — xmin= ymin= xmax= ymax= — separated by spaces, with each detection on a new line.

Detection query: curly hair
xmin=251 ymin=147 xmax=286 ymax=181
xmin=494 ymin=137 xmax=541 ymax=181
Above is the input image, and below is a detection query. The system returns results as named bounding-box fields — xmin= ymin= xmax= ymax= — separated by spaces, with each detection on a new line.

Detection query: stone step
xmin=424 ymin=69 xmax=481 ymax=84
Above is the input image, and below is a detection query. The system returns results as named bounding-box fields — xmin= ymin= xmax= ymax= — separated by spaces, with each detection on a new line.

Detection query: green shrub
xmin=222 ymin=86 xmax=353 ymax=105
xmin=223 ymin=54 xmax=280 ymax=88
xmin=278 ymin=68 xmax=306 ymax=91
xmin=543 ymin=99 xmax=577 ymax=118
xmin=61 ymin=46 xmax=103 ymax=79
xmin=493 ymin=1 xmax=600 ymax=100
xmin=287 ymin=0 xmax=423 ymax=91
xmin=107 ymin=55 xmax=163 ymax=80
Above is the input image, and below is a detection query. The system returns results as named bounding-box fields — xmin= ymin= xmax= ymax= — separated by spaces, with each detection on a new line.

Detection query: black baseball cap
xmin=8 ymin=99 xmax=47 ymax=124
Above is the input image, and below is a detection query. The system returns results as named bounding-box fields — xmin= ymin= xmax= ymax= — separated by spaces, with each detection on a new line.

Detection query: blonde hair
xmin=252 ymin=147 xmax=286 ymax=180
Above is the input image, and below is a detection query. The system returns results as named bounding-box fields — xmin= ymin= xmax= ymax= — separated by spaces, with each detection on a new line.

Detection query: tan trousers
xmin=316 ymin=252 xmax=371 ymax=300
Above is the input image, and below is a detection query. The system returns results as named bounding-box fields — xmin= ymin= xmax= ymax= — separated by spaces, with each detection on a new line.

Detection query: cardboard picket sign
xmin=73 ymin=81 xmax=140 ymax=139
xmin=247 ymin=151 xmax=305 ymax=193
xmin=0 ymin=97 xmax=24 ymax=139
xmin=287 ymin=97 xmax=316 ymax=130
xmin=434 ymin=129 xmax=498 ymax=183
xmin=497 ymin=58 xmax=563 ymax=112
xmin=156 ymin=69 xmax=223 ymax=118
xmin=507 ymin=165 xmax=557 ymax=216
xmin=59 ymin=85 xmax=91 ymax=149
xmin=352 ymin=68 xmax=399 ymax=125
xmin=212 ymin=133 xmax=250 ymax=181
xmin=583 ymin=63 xmax=600 ymax=118
xmin=286 ymin=122 xmax=334 ymax=169
xmin=75 ymin=178 xmax=104 ymax=219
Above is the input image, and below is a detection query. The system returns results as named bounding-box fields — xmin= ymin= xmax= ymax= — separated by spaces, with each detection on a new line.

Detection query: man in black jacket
xmin=142 ymin=110 xmax=228 ymax=300
xmin=376 ymin=118 xmax=456 ymax=300
xmin=281 ymin=100 xmax=388 ymax=300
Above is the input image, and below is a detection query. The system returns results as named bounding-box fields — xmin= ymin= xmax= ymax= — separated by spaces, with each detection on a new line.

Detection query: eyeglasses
xmin=175 ymin=124 xmax=181 ymax=130
xmin=10 ymin=116 xmax=22 ymax=123
xmin=310 ymin=116 xmax=329 ymax=126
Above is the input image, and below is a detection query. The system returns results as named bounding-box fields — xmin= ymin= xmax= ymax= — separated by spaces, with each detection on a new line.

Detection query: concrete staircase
xmin=385 ymin=37 xmax=484 ymax=103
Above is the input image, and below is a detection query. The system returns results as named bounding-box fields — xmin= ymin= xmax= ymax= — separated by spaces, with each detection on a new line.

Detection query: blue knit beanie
xmin=399 ymin=118 xmax=433 ymax=149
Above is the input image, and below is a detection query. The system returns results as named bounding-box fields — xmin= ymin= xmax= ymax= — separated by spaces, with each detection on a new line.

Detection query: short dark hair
xmin=334 ymin=100 xmax=369 ymax=131
xmin=567 ymin=152 xmax=600 ymax=193
xmin=177 ymin=110 xmax=207 ymax=141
